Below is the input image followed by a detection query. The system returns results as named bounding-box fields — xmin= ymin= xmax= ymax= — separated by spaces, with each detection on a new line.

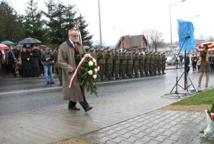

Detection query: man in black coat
xmin=21 ymin=48 xmax=32 ymax=77
xmin=31 ymin=47 xmax=41 ymax=77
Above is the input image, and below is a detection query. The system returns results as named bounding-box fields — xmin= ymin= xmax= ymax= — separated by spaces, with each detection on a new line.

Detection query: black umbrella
xmin=18 ymin=37 xmax=41 ymax=44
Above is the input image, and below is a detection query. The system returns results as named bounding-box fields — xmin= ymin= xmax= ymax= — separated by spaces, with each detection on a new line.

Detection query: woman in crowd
xmin=196 ymin=43 xmax=214 ymax=90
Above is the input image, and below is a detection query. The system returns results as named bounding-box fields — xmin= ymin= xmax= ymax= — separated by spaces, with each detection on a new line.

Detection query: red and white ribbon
xmin=69 ymin=53 xmax=94 ymax=88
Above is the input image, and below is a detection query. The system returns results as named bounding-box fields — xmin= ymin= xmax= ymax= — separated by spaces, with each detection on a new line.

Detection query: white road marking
xmin=0 ymin=86 xmax=61 ymax=96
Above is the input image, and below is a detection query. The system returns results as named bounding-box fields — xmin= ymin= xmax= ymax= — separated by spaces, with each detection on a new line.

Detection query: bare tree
xmin=142 ymin=29 xmax=164 ymax=52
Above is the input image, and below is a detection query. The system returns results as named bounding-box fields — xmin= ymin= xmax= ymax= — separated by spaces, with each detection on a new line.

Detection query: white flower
xmin=92 ymin=74 xmax=97 ymax=79
xmin=87 ymin=70 xmax=93 ymax=75
xmin=97 ymin=66 xmax=100 ymax=71
xmin=88 ymin=60 xmax=94 ymax=67
xmin=94 ymin=68 xmax=98 ymax=72
xmin=92 ymin=58 xmax=97 ymax=65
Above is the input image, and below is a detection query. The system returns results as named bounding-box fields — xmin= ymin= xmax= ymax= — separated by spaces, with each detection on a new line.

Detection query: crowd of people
xmin=191 ymin=54 xmax=214 ymax=73
xmin=0 ymin=45 xmax=59 ymax=85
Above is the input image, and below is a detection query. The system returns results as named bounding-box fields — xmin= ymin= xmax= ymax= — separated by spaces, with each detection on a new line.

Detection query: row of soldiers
xmin=86 ymin=48 xmax=166 ymax=81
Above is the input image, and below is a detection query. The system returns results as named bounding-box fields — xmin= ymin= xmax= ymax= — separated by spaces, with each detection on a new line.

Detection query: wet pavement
xmin=82 ymin=111 xmax=212 ymax=144
xmin=0 ymin=69 xmax=214 ymax=144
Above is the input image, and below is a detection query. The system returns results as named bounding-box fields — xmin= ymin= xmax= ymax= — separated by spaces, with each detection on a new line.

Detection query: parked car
xmin=166 ymin=56 xmax=175 ymax=65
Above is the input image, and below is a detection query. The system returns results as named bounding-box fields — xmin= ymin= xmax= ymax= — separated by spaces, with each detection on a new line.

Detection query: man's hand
xmin=84 ymin=53 xmax=91 ymax=57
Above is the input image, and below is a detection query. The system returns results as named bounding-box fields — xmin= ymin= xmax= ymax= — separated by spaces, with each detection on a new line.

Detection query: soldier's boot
xmin=100 ymin=75 xmax=104 ymax=81
xmin=123 ymin=74 xmax=127 ymax=79
xmin=135 ymin=72 xmax=138 ymax=78
xmin=97 ymin=74 xmax=102 ymax=81
xmin=106 ymin=73 xmax=110 ymax=80
xmin=112 ymin=73 xmax=116 ymax=80
xmin=117 ymin=74 xmax=121 ymax=79
xmin=144 ymin=71 xmax=148 ymax=76
xmin=162 ymin=70 xmax=165 ymax=74
xmin=140 ymin=72 xmax=144 ymax=77
xmin=114 ymin=73 xmax=118 ymax=79
xmin=122 ymin=73 xmax=126 ymax=79
xmin=149 ymin=71 xmax=151 ymax=76
xmin=104 ymin=75 xmax=108 ymax=81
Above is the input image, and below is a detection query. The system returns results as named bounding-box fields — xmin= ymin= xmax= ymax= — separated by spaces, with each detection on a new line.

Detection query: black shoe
xmin=69 ymin=107 xmax=80 ymax=111
xmin=68 ymin=101 xmax=80 ymax=111
xmin=84 ymin=106 xmax=93 ymax=112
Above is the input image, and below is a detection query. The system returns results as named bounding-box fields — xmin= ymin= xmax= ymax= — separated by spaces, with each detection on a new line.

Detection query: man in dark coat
xmin=31 ymin=47 xmax=41 ymax=77
xmin=21 ymin=48 xmax=32 ymax=77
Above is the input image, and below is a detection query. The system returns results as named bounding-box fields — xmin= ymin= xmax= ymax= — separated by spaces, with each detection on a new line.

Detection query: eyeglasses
xmin=72 ymin=35 xmax=79 ymax=38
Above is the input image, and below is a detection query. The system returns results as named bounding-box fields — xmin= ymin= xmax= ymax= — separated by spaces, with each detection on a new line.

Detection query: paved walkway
xmin=82 ymin=110 xmax=212 ymax=144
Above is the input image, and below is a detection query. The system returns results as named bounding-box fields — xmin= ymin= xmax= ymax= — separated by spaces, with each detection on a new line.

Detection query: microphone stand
xmin=165 ymin=36 xmax=196 ymax=98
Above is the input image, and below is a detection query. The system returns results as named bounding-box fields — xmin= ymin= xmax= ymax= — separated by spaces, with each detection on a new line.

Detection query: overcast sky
xmin=3 ymin=0 xmax=214 ymax=45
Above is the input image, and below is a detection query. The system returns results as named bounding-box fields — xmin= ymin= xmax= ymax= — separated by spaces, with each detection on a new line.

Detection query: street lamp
xmin=98 ymin=0 xmax=103 ymax=47
xmin=169 ymin=0 xmax=186 ymax=45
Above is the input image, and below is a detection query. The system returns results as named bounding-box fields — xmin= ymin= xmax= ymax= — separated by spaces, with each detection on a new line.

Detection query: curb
xmin=0 ymin=75 xmax=165 ymax=95
xmin=96 ymin=75 xmax=164 ymax=86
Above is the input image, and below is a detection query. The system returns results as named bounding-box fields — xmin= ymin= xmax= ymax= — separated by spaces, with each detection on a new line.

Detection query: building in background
xmin=115 ymin=35 xmax=148 ymax=51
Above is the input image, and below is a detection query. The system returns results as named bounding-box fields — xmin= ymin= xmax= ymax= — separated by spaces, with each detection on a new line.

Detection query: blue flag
xmin=177 ymin=19 xmax=196 ymax=52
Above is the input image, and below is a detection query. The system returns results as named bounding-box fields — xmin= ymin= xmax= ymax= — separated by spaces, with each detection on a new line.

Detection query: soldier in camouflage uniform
xmin=97 ymin=48 xmax=106 ymax=81
xmin=144 ymin=52 xmax=149 ymax=76
xmin=105 ymin=48 xmax=113 ymax=80
xmin=120 ymin=51 xmax=127 ymax=79
xmin=133 ymin=51 xmax=140 ymax=78
xmin=119 ymin=51 xmax=123 ymax=79
xmin=161 ymin=53 xmax=166 ymax=74
xmin=89 ymin=48 xmax=97 ymax=60
xmin=127 ymin=51 xmax=133 ymax=78
xmin=157 ymin=53 xmax=161 ymax=75
xmin=148 ymin=53 xmax=153 ymax=76
xmin=139 ymin=52 xmax=145 ymax=77
xmin=150 ymin=53 xmax=154 ymax=75
xmin=153 ymin=53 xmax=157 ymax=75
xmin=112 ymin=49 xmax=120 ymax=79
